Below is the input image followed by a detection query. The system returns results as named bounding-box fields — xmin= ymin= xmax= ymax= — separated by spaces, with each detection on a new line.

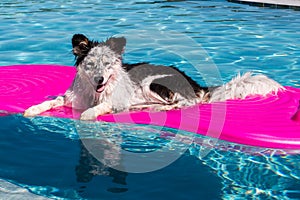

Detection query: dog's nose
xmin=94 ymin=76 xmax=104 ymax=85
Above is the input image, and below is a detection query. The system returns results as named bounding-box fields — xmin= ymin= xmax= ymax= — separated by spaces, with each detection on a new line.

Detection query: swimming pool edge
xmin=228 ymin=0 xmax=300 ymax=9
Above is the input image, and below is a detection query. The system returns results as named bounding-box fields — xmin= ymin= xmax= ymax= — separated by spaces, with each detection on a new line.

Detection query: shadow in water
xmin=75 ymin=140 xmax=128 ymax=193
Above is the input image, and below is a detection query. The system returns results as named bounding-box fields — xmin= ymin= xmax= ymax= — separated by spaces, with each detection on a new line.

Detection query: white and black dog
xmin=24 ymin=34 xmax=284 ymax=120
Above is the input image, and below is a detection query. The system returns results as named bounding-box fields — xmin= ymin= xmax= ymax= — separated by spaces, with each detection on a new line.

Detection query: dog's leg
xmin=24 ymin=96 xmax=65 ymax=117
xmin=80 ymin=102 xmax=112 ymax=120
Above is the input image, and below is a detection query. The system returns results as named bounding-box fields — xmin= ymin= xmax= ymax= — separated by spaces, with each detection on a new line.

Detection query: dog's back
xmin=124 ymin=63 xmax=209 ymax=105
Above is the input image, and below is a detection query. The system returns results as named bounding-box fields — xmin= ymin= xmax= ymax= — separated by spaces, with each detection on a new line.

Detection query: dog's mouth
xmin=96 ymin=83 xmax=106 ymax=93
xmin=95 ymin=75 xmax=112 ymax=93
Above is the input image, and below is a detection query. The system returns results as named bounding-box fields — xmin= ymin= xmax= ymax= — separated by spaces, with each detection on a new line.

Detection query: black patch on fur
xmin=126 ymin=63 xmax=209 ymax=102
xmin=122 ymin=62 xmax=149 ymax=71
xmin=169 ymin=66 xmax=209 ymax=96
xmin=150 ymin=83 xmax=174 ymax=101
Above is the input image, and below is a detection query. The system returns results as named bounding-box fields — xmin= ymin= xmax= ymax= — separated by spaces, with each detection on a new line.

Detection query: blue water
xmin=0 ymin=0 xmax=300 ymax=199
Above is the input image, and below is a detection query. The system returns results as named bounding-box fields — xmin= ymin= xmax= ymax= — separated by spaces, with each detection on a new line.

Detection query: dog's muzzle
xmin=94 ymin=76 xmax=105 ymax=93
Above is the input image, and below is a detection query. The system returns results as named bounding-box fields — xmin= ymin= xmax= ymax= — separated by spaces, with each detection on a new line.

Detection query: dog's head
xmin=72 ymin=34 xmax=126 ymax=93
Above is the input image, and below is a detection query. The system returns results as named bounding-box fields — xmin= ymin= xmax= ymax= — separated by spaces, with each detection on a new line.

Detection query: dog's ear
xmin=106 ymin=37 xmax=126 ymax=55
xmin=72 ymin=34 xmax=90 ymax=57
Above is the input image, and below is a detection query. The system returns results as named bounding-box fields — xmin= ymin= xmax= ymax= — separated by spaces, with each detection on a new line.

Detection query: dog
xmin=24 ymin=34 xmax=284 ymax=120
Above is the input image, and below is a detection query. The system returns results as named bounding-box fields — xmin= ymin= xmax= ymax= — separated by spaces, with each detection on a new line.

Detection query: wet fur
xmin=24 ymin=34 xmax=284 ymax=120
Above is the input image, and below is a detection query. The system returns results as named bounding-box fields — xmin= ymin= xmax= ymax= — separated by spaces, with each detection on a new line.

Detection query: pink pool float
xmin=0 ymin=65 xmax=299 ymax=149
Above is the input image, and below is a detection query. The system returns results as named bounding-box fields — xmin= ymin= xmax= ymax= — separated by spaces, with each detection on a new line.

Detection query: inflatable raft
xmin=0 ymin=65 xmax=299 ymax=149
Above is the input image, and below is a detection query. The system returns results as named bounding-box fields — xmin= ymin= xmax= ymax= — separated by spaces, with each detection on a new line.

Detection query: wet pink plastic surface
xmin=1 ymin=65 xmax=299 ymax=149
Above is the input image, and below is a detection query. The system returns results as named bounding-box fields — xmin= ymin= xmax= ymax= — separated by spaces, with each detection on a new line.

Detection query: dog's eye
xmin=84 ymin=62 xmax=94 ymax=70
xmin=87 ymin=62 xmax=94 ymax=66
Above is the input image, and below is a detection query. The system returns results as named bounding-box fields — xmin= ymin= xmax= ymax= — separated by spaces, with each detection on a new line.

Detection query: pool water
xmin=0 ymin=0 xmax=300 ymax=199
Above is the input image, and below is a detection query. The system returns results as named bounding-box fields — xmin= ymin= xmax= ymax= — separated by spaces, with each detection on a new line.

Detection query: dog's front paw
xmin=80 ymin=108 xmax=98 ymax=121
xmin=24 ymin=105 xmax=42 ymax=117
